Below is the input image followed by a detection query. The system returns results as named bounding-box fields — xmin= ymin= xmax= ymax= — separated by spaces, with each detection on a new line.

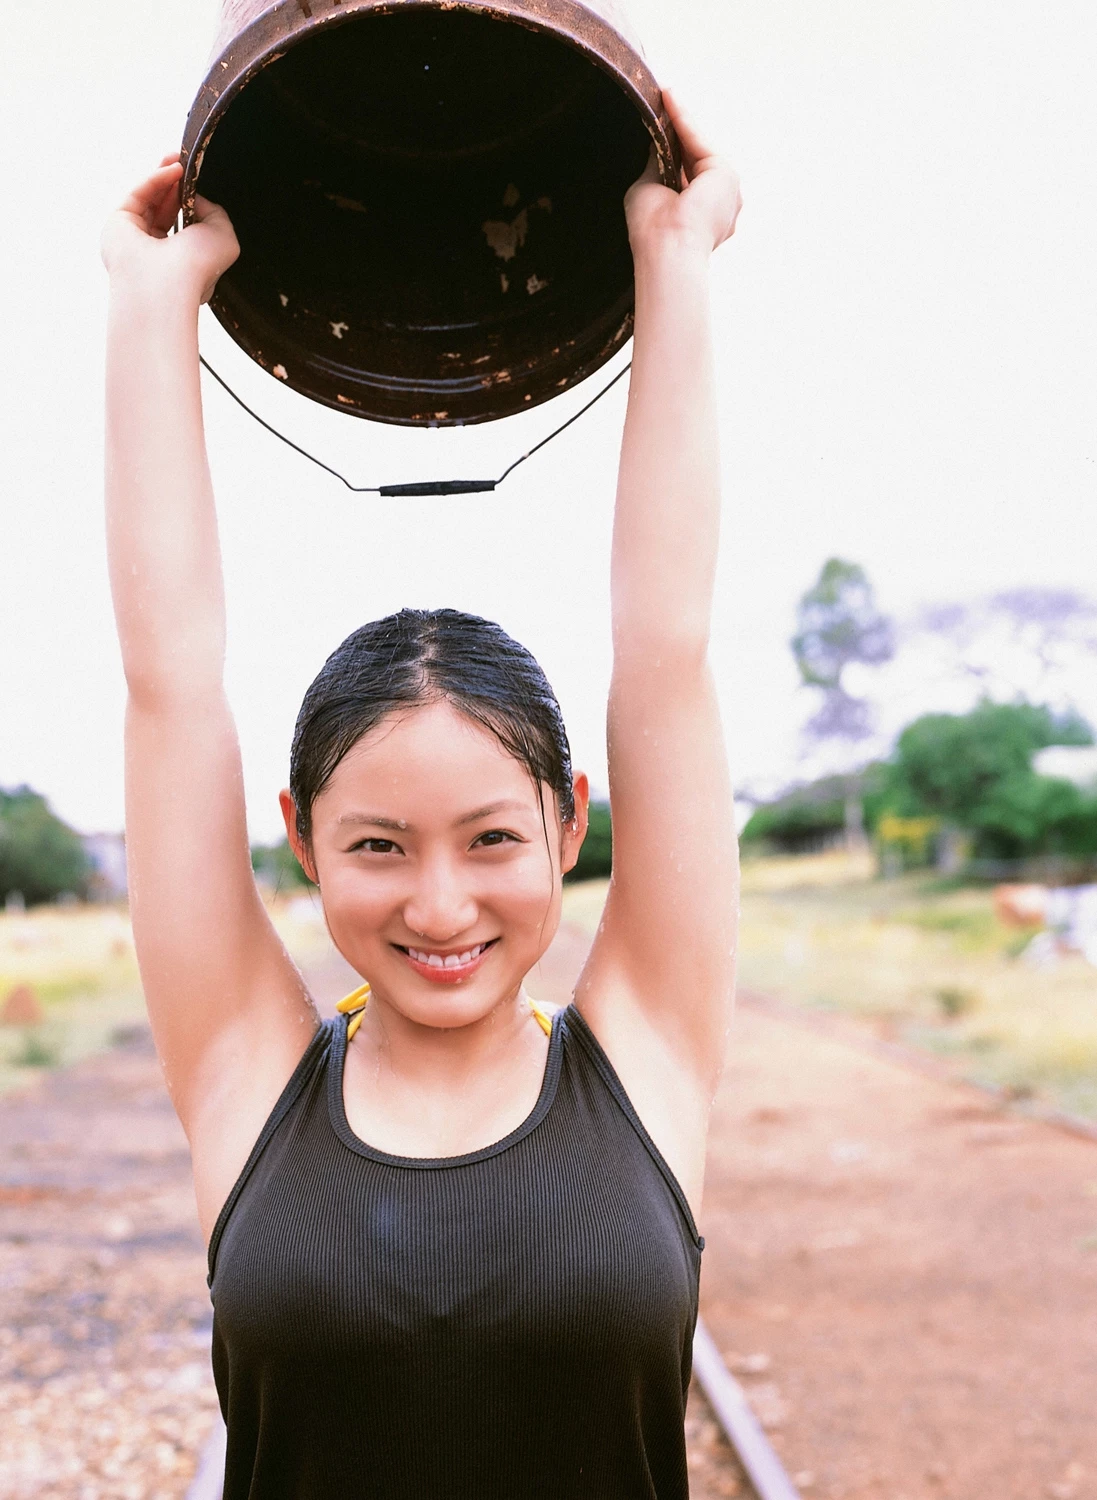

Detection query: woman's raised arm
xmin=576 ymin=98 xmax=742 ymax=1195
xmin=102 ymin=163 xmax=316 ymax=1235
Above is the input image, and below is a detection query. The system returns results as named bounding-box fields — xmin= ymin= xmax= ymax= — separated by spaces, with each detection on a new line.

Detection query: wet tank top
xmin=208 ymin=1004 xmax=703 ymax=1498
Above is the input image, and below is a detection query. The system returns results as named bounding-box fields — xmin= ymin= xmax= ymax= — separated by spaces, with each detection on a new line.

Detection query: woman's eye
xmin=473 ymin=830 xmax=515 ymax=849
xmin=356 ymin=838 xmax=401 ymax=855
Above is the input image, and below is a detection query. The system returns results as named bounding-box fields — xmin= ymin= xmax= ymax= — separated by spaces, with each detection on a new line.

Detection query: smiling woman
xmin=286 ymin=685 xmax=587 ymax=1036
xmin=101 ymin=88 xmax=740 ymax=1500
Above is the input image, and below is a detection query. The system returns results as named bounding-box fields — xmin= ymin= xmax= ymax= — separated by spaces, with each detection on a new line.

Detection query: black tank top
xmin=208 ymin=1004 xmax=703 ymax=1499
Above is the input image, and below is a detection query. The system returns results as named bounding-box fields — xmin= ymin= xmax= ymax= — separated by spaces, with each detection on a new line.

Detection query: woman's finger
xmin=149 ymin=177 xmax=183 ymax=235
xmin=637 ymin=144 xmax=661 ymax=187
xmin=118 ymin=161 xmax=184 ymax=218
xmin=159 ymin=152 xmax=182 ymax=168
xmin=662 ymin=88 xmax=719 ymax=180
xmin=191 ymin=194 xmax=233 ymax=226
xmin=625 ymin=144 xmax=662 ymax=199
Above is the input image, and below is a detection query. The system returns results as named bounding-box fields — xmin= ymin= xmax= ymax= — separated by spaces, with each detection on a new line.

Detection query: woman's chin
xmin=371 ymin=967 xmax=529 ymax=1032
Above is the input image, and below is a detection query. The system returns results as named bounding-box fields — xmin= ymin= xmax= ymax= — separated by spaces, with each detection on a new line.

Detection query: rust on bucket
xmin=181 ymin=0 xmax=678 ymax=427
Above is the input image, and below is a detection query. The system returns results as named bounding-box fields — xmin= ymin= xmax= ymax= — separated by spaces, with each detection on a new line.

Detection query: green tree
xmin=251 ymin=839 xmax=314 ymax=891
xmin=882 ymin=701 xmax=1096 ymax=859
xmin=0 ymin=786 xmax=91 ymax=906
xmin=791 ymin=559 xmax=894 ymax=842
xmin=565 ymin=801 xmax=612 ymax=883
xmin=741 ymin=768 xmax=889 ymax=853
xmin=792 ymin=558 xmax=895 ymax=744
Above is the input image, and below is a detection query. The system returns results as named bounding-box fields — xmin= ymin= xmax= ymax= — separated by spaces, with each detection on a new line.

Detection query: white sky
xmin=1 ymin=0 xmax=1095 ymax=841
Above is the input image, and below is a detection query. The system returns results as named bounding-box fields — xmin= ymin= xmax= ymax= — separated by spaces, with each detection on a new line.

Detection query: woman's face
xmin=281 ymin=700 xmax=588 ymax=1030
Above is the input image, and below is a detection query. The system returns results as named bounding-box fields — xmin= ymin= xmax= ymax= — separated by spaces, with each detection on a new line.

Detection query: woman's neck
xmin=340 ymin=987 xmax=552 ymax=1159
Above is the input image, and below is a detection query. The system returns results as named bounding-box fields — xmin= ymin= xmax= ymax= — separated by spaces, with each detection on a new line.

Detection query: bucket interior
xmin=195 ymin=7 xmax=653 ymax=423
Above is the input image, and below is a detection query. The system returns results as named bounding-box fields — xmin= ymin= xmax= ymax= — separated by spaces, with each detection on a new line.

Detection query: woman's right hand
xmin=101 ymin=156 xmax=240 ymax=306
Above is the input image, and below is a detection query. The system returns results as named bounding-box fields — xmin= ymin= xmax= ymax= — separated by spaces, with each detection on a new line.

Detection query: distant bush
xmin=741 ymin=793 xmax=846 ymax=852
xmin=566 ymin=801 xmax=612 ymax=883
xmin=0 ymin=786 xmax=90 ymax=906
xmin=741 ymin=772 xmax=888 ymax=853
xmin=251 ymin=840 xmax=313 ymax=890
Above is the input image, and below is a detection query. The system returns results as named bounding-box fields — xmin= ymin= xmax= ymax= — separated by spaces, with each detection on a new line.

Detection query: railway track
xmin=185 ymin=1324 xmax=800 ymax=1500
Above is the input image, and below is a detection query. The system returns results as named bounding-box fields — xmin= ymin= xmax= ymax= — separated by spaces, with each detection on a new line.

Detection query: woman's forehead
xmin=317 ymin=703 xmax=544 ymax=818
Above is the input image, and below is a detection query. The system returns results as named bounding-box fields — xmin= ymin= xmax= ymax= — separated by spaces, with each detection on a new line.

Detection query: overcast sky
xmin=1 ymin=0 xmax=1095 ymax=841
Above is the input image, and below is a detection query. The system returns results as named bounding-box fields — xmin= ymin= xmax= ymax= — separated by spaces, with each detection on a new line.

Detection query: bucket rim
xmin=182 ymin=0 xmax=676 ymax=218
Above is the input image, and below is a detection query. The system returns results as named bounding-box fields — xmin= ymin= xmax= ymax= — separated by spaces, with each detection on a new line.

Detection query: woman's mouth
xmin=394 ymin=939 xmax=498 ymax=983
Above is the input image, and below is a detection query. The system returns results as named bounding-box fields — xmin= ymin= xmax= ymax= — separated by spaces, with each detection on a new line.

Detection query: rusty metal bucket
xmin=181 ymin=0 xmax=677 ymax=427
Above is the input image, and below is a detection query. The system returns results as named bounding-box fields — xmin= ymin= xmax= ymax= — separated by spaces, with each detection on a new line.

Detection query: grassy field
xmin=734 ymin=850 xmax=1097 ymax=1119
xmin=561 ymin=858 xmax=1097 ymax=1118
xmin=0 ymin=894 xmax=335 ymax=1098
xmin=0 ymin=905 xmax=143 ymax=1093
xmin=3 ymin=862 xmax=1096 ymax=1117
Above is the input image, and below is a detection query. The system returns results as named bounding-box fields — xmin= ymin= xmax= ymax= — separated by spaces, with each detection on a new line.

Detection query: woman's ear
xmin=560 ymin=772 xmax=591 ymax=876
xmin=279 ymin=789 xmax=319 ymax=885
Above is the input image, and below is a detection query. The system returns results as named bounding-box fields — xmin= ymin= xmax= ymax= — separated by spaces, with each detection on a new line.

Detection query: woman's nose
xmin=402 ymin=861 xmax=478 ymax=943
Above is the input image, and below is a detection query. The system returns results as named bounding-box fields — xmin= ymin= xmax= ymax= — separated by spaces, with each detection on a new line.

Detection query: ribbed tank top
xmin=208 ymin=1004 xmax=704 ymax=1499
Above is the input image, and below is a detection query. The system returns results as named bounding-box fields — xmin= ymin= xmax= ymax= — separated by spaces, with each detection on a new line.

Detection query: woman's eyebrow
xmin=456 ymin=800 xmax=529 ymax=826
xmin=336 ymin=813 xmax=409 ymax=831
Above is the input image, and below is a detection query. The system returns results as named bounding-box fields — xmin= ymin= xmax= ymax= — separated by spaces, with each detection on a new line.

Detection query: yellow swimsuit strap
xmin=336 ymin=985 xmax=554 ymax=1041
xmin=336 ymin=983 xmax=372 ymax=1040
xmin=528 ymin=999 xmax=553 ymax=1037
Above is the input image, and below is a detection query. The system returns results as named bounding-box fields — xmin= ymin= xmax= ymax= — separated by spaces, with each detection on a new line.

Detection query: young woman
xmin=102 ymin=91 xmax=741 ymax=1500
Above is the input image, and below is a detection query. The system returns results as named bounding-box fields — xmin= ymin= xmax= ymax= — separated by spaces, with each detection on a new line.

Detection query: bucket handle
xmin=198 ymin=354 xmax=633 ymax=498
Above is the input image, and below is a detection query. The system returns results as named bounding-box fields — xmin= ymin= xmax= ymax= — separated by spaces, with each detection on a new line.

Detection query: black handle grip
xmin=378 ymin=479 xmax=498 ymax=498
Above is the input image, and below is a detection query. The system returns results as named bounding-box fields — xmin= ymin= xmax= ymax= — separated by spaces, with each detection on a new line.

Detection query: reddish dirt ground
xmin=701 ymin=993 xmax=1097 ymax=1500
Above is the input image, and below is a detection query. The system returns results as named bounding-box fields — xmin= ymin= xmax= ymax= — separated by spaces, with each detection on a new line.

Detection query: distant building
xmin=83 ymin=832 xmax=128 ymax=901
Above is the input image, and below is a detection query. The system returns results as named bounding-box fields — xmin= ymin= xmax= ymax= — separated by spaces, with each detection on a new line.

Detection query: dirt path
xmin=702 ymin=995 xmax=1097 ymax=1500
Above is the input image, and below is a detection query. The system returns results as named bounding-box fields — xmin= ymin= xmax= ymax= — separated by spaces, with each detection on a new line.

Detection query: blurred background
xmin=1 ymin=1 xmax=1095 ymax=1497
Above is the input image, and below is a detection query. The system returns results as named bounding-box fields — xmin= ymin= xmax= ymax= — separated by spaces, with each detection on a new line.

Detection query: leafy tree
xmin=913 ymin=588 xmax=1097 ymax=705
xmin=741 ymin=769 xmax=889 ymax=853
xmin=881 ymin=701 xmax=1096 ymax=859
xmin=566 ymin=801 xmax=612 ymax=883
xmin=741 ymin=777 xmax=847 ymax=852
xmin=0 ymin=786 xmax=90 ymax=906
xmin=251 ymin=839 xmax=314 ymax=890
xmin=792 ymin=558 xmax=895 ymax=745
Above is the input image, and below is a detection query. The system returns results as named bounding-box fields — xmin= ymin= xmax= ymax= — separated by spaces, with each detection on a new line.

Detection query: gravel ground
xmin=0 ymin=1028 xmax=218 ymax=1499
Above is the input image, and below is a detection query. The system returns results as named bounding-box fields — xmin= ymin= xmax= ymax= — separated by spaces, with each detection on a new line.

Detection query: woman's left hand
xmin=624 ymin=89 xmax=742 ymax=257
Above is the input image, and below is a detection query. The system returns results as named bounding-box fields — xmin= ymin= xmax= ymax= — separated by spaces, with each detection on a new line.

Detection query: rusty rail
xmin=185 ymin=1417 xmax=226 ymax=1500
xmin=693 ymin=1319 xmax=803 ymax=1500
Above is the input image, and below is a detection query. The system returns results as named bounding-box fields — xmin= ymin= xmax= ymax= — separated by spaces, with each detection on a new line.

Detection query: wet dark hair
xmin=289 ymin=608 xmax=575 ymax=844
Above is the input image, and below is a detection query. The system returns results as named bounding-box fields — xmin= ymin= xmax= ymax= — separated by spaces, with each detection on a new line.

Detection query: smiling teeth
xmin=408 ymin=944 xmax=485 ymax=968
